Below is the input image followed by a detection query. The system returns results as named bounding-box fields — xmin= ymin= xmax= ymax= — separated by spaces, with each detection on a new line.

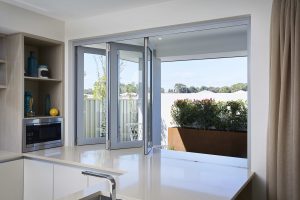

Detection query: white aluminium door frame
xmin=107 ymin=42 xmax=145 ymax=150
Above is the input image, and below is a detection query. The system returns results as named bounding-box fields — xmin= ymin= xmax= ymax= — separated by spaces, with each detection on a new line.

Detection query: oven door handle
xmin=29 ymin=122 xmax=61 ymax=126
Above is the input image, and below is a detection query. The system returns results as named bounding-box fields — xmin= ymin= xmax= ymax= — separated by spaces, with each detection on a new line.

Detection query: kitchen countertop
xmin=23 ymin=145 xmax=253 ymax=200
xmin=0 ymin=150 xmax=22 ymax=163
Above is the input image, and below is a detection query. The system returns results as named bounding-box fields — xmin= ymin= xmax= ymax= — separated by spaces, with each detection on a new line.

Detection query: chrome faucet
xmin=82 ymin=171 xmax=117 ymax=200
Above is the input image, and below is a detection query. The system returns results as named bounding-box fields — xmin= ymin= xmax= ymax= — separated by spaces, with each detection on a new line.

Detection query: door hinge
xmin=106 ymin=139 xmax=111 ymax=150
xmin=106 ymin=43 xmax=111 ymax=52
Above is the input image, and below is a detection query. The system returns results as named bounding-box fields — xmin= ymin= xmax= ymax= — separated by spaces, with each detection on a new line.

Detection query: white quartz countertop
xmin=23 ymin=145 xmax=253 ymax=200
xmin=0 ymin=150 xmax=22 ymax=163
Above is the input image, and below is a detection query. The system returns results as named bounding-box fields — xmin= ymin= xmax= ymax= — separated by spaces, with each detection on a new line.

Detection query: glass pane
xmin=118 ymin=50 xmax=143 ymax=142
xmin=147 ymin=48 xmax=153 ymax=147
xmin=83 ymin=53 xmax=107 ymax=141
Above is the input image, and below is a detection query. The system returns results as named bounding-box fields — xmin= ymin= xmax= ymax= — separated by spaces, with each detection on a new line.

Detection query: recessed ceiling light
xmin=158 ymin=37 xmax=163 ymax=40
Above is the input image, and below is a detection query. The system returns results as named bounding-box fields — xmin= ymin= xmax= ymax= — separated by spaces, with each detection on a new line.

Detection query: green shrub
xmin=171 ymin=99 xmax=247 ymax=132
xmin=219 ymin=100 xmax=247 ymax=131
xmin=171 ymin=99 xmax=197 ymax=128
xmin=194 ymin=99 xmax=219 ymax=130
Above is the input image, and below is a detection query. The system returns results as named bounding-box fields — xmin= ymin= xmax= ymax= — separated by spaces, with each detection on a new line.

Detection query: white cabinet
xmin=23 ymin=158 xmax=106 ymax=200
xmin=0 ymin=159 xmax=23 ymax=200
xmin=88 ymin=175 xmax=110 ymax=192
xmin=53 ymin=164 xmax=88 ymax=199
xmin=24 ymin=159 xmax=53 ymax=200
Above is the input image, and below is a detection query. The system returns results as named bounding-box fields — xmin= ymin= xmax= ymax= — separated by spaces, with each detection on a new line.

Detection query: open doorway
xmin=149 ymin=25 xmax=248 ymax=158
xmin=74 ymin=18 xmax=250 ymax=159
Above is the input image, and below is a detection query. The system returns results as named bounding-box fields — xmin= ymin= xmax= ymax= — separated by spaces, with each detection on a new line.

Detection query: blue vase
xmin=24 ymin=91 xmax=32 ymax=115
xmin=44 ymin=95 xmax=51 ymax=115
xmin=27 ymin=51 xmax=38 ymax=77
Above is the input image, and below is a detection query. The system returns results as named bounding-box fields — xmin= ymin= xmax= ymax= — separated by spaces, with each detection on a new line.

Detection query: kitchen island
xmin=23 ymin=145 xmax=253 ymax=200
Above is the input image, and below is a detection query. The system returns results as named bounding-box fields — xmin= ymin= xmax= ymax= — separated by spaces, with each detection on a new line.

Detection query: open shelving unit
xmin=0 ymin=33 xmax=64 ymax=153
xmin=0 ymin=34 xmax=7 ymax=89
xmin=23 ymin=34 xmax=64 ymax=119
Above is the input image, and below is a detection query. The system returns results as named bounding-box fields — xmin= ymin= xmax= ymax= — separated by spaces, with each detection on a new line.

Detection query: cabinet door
xmin=0 ymin=159 xmax=23 ymax=200
xmin=53 ymin=164 xmax=88 ymax=199
xmin=24 ymin=159 xmax=54 ymax=200
xmin=88 ymin=175 xmax=110 ymax=192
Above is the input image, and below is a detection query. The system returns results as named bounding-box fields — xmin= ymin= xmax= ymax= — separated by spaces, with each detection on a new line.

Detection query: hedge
xmin=171 ymin=99 xmax=247 ymax=132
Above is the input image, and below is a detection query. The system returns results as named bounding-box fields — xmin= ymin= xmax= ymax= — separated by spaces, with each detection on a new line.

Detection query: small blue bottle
xmin=44 ymin=94 xmax=51 ymax=115
xmin=27 ymin=51 xmax=38 ymax=77
xmin=24 ymin=91 xmax=32 ymax=116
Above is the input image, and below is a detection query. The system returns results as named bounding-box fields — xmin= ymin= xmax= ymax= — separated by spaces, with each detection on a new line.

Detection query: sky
xmin=84 ymin=53 xmax=247 ymax=91
xmin=84 ymin=53 xmax=105 ymax=90
xmin=161 ymin=57 xmax=247 ymax=90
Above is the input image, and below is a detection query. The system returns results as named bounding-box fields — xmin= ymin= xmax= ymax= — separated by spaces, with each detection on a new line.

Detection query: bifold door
xmin=76 ymin=46 xmax=107 ymax=145
xmin=107 ymin=42 xmax=145 ymax=149
xmin=77 ymin=39 xmax=155 ymax=154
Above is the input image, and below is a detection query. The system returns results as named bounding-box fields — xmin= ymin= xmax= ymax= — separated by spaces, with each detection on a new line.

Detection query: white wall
xmin=65 ymin=0 xmax=272 ymax=199
xmin=0 ymin=1 xmax=64 ymax=41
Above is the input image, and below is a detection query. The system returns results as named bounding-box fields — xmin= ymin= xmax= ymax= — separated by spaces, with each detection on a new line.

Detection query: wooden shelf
xmin=0 ymin=35 xmax=6 ymax=88
xmin=24 ymin=116 xmax=62 ymax=120
xmin=0 ymin=62 xmax=6 ymax=88
xmin=24 ymin=76 xmax=62 ymax=82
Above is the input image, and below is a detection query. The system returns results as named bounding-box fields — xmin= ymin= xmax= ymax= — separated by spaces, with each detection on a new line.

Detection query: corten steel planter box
xmin=168 ymin=127 xmax=247 ymax=158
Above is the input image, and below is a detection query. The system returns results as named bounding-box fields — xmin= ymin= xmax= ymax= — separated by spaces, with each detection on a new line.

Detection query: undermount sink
xmin=57 ymin=187 xmax=122 ymax=200
xmin=58 ymin=192 xmax=122 ymax=200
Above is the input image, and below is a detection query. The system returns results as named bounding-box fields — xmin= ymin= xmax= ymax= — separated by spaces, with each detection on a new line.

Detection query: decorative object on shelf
xmin=27 ymin=97 xmax=35 ymax=117
xmin=49 ymin=107 xmax=59 ymax=116
xmin=27 ymin=51 xmax=38 ymax=77
xmin=38 ymin=65 xmax=49 ymax=79
xmin=24 ymin=91 xmax=32 ymax=115
xmin=44 ymin=94 xmax=51 ymax=116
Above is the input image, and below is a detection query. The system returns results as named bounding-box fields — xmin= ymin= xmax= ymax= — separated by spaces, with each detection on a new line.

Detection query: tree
xmin=174 ymin=83 xmax=188 ymax=93
xmin=127 ymin=83 xmax=138 ymax=93
xmin=207 ymin=86 xmax=219 ymax=93
xmin=91 ymin=56 xmax=127 ymax=99
xmin=219 ymin=86 xmax=231 ymax=93
xmin=231 ymin=83 xmax=247 ymax=92
xmin=92 ymin=55 xmax=107 ymax=100
xmin=199 ymin=86 xmax=208 ymax=91
xmin=165 ymin=83 xmax=247 ymax=94
xmin=161 ymin=88 xmax=165 ymax=93
xmin=120 ymin=82 xmax=138 ymax=94
xmin=189 ymin=86 xmax=198 ymax=93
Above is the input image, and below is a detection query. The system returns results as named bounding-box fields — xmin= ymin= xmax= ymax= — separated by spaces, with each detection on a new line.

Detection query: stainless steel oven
xmin=23 ymin=117 xmax=63 ymax=152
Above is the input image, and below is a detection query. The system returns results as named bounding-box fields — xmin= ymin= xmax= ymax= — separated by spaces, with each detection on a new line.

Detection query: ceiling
xmin=0 ymin=0 xmax=175 ymax=21
xmin=115 ymin=25 xmax=248 ymax=47
xmin=84 ymin=25 xmax=248 ymax=62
